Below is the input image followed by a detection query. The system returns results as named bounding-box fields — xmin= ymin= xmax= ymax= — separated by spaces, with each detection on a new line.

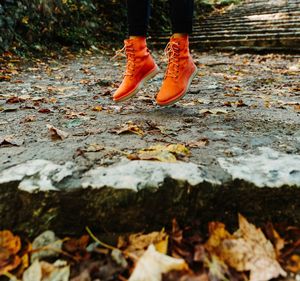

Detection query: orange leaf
xmin=286 ymin=254 xmax=300 ymax=273
xmin=0 ymin=230 xmax=21 ymax=255
xmin=0 ymin=230 xmax=22 ymax=275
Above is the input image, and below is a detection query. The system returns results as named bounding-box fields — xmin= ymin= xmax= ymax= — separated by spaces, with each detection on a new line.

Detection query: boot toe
xmin=113 ymin=83 xmax=135 ymax=101
xmin=156 ymin=91 xmax=173 ymax=105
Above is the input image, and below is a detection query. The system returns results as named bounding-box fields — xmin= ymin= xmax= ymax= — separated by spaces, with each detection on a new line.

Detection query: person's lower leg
xmin=113 ymin=0 xmax=159 ymax=102
xmin=127 ymin=0 xmax=151 ymax=37
xmin=169 ymin=0 xmax=194 ymax=35
xmin=156 ymin=0 xmax=196 ymax=106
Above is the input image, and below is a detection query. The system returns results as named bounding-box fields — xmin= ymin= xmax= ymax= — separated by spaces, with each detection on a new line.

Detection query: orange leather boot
xmin=156 ymin=35 xmax=197 ymax=106
xmin=113 ymin=37 xmax=159 ymax=102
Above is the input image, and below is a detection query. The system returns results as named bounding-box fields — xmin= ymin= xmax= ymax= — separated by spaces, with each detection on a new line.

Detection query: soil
xmin=0 ymin=49 xmax=300 ymax=175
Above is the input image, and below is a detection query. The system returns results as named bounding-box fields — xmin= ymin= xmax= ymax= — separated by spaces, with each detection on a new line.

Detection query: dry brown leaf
xmin=38 ymin=108 xmax=52 ymax=114
xmin=205 ymin=215 xmax=286 ymax=281
xmin=187 ymin=139 xmax=209 ymax=148
xmin=118 ymin=230 xmax=169 ymax=256
xmin=294 ymin=105 xmax=300 ymax=112
xmin=22 ymin=115 xmax=37 ymax=123
xmin=84 ymin=143 xmax=105 ymax=152
xmin=47 ymin=86 xmax=77 ymax=93
xmin=0 ymin=136 xmax=23 ymax=146
xmin=199 ymin=108 xmax=229 ymax=115
xmin=6 ymin=96 xmax=26 ymax=104
xmin=46 ymin=124 xmax=69 ymax=141
xmin=0 ymin=75 xmax=11 ymax=81
xmin=63 ymin=235 xmax=90 ymax=262
xmin=235 ymin=100 xmax=247 ymax=107
xmin=115 ymin=121 xmax=144 ymax=136
xmin=264 ymin=223 xmax=285 ymax=257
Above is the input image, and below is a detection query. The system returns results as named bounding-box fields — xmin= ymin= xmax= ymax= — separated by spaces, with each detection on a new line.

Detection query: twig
xmin=85 ymin=227 xmax=138 ymax=261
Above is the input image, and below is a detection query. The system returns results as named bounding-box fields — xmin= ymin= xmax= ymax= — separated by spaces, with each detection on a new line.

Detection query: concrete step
xmin=1 ymin=150 xmax=300 ymax=236
xmin=153 ymin=0 xmax=300 ymax=51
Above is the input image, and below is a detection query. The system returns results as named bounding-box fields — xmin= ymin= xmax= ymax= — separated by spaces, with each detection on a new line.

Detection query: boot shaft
xmin=169 ymin=35 xmax=190 ymax=58
xmin=124 ymin=37 xmax=149 ymax=58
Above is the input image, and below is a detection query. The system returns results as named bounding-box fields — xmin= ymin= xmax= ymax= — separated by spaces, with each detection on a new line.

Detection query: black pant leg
xmin=169 ymin=0 xmax=194 ymax=34
xmin=127 ymin=0 xmax=151 ymax=36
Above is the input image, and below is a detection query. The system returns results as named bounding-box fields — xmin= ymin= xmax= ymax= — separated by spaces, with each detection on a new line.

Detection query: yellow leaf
xmin=0 ymin=230 xmax=21 ymax=255
xmin=0 ymin=230 xmax=22 ymax=275
xmin=138 ymin=145 xmax=177 ymax=162
xmin=92 ymin=105 xmax=103 ymax=112
xmin=21 ymin=16 xmax=29 ymax=25
xmin=286 ymin=254 xmax=300 ymax=273
xmin=136 ymin=144 xmax=190 ymax=162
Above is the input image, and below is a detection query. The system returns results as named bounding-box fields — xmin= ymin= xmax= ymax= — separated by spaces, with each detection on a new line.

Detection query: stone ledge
xmin=0 ymin=147 xmax=300 ymax=237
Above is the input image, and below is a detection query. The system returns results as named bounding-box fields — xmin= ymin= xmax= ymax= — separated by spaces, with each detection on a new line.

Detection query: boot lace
xmin=164 ymin=41 xmax=180 ymax=79
xmin=113 ymin=45 xmax=136 ymax=77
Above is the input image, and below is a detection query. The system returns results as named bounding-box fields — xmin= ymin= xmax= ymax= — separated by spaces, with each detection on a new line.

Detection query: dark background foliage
xmin=0 ymin=0 xmax=236 ymax=54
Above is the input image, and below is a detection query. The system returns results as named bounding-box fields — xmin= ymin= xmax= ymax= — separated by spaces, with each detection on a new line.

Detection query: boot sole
xmin=114 ymin=66 xmax=160 ymax=103
xmin=156 ymin=67 xmax=198 ymax=107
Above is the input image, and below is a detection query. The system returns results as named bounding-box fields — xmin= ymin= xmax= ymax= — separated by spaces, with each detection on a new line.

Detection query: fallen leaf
xmin=1 ymin=107 xmax=19 ymax=112
xmin=294 ymin=105 xmax=300 ymax=112
xmin=264 ymin=223 xmax=285 ymax=257
xmin=0 ymin=230 xmax=22 ymax=275
xmin=6 ymin=96 xmax=26 ymax=104
xmin=286 ymin=254 xmax=300 ymax=273
xmin=46 ymin=124 xmax=69 ymax=140
xmin=133 ymin=144 xmax=190 ymax=162
xmin=0 ymin=136 xmax=23 ymax=146
xmin=223 ymin=101 xmax=232 ymax=107
xmin=84 ymin=143 xmax=105 ymax=152
xmin=21 ymin=115 xmax=37 ymax=123
xmin=163 ymin=270 xmax=209 ymax=281
xmin=118 ymin=230 xmax=168 ymax=256
xmin=47 ymin=86 xmax=77 ymax=93
xmin=92 ymin=105 xmax=103 ymax=112
xmin=187 ymin=139 xmax=209 ymax=148
xmin=38 ymin=108 xmax=52 ymax=114
xmin=206 ymin=255 xmax=229 ymax=281
xmin=235 ymin=100 xmax=247 ymax=107
xmin=22 ymin=260 xmax=41 ymax=281
xmin=31 ymin=231 xmax=63 ymax=263
xmin=22 ymin=260 xmax=70 ymax=281
xmin=199 ymin=108 xmax=229 ymax=115
xmin=0 ymin=75 xmax=11 ymax=81
xmin=128 ymin=244 xmax=188 ymax=281
xmin=63 ymin=235 xmax=90 ymax=262
xmin=170 ymin=219 xmax=205 ymax=265
xmin=114 ymin=121 xmax=144 ymax=136
xmin=205 ymin=214 xmax=286 ymax=281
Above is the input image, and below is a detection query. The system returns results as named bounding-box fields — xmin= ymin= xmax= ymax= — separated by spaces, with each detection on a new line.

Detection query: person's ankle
xmin=172 ymin=33 xmax=188 ymax=38
xmin=129 ymin=36 xmax=146 ymax=40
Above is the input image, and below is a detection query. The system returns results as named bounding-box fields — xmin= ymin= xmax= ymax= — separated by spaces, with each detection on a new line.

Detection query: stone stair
xmin=152 ymin=0 xmax=300 ymax=51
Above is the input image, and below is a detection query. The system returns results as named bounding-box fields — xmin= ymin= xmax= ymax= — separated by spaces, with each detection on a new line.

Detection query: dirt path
xmin=0 ymin=50 xmax=299 ymax=174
